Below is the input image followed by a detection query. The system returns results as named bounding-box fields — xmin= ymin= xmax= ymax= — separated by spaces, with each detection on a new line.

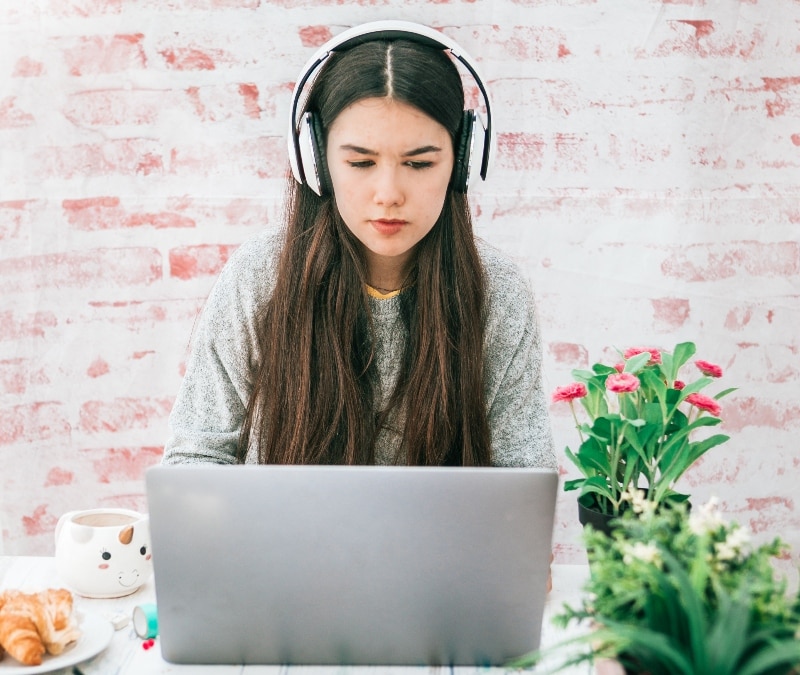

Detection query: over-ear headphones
xmin=287 ymin=20 xmax=494 ymax=197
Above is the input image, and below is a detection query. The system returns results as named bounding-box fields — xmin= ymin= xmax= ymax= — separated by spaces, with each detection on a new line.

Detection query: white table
xmin=0 ymin=557 xmax=594 ymax=674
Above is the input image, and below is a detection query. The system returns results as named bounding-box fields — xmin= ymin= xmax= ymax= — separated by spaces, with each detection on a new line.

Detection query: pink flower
xmin=686 ymin=393 xmax=721 ymax=416
xmin=695 ymin=359 xmax=723 ymax=378
xmin=606 ymin=372 xmax=640 ymax=393
xmin=623 ymin=347 xmax=662 ymax=365
xmin=552 ymin=382 xmax=588 ymax=403
xmin=673 ymin=380 xmax=686 ymax=390
xmin=613 ymin=363 xmax=625 ymax=373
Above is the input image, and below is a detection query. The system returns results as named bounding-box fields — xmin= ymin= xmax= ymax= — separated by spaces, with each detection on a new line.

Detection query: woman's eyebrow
xmin=338 ymin=144 xmax=374 ymax=155
xmin=403 ymin=145 xmax=442 ymax=157
xmin=337 ymin=144 xmax=442 ymax=156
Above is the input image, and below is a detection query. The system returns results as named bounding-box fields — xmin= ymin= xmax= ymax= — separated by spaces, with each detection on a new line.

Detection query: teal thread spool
xmin=132 ymin=603 xmax=159 ymax=639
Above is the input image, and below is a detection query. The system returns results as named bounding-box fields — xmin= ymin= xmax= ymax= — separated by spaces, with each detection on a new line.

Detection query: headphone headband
xmin=287 ymin=20 xmax=494 ymax=190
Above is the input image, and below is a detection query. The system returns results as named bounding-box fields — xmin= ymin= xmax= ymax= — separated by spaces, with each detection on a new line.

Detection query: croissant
xmin=0 ymin=603 xmax=45 ymax=666
xmin=0 ymin=588 xmax=81 ymax=666
xmin=39 ymin=588 xmax=81 ymax=655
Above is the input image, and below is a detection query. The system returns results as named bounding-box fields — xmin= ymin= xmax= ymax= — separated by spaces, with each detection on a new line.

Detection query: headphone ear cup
xmin=452 ymin=110 xmax=475 ymax=193
xmin=309 ymin=113 xmax=333 ymax=197
xmin=297 ymin=112 xmax=332 ymax=197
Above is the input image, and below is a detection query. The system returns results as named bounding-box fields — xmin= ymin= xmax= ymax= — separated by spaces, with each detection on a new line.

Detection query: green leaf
xmin=641 ymin=582 xmax=688 ymax=666
xmin=736 ymin=637 xmax=800 ymax=675
xmin=672 ymin=341 xmax=697 ymax=371
xmin=659 ymin=426 xmax=726 ymax=473
xmin=571 ymin=368 xmax=598 ymax=382
xmin=621 ymin=423 xmax=651 ymax=467
xmin=658 ymin=416 xmax=721 ymax=464
xmin=657 ymin=550 xmax=710 ymax=670
xmin=640 ymin=367 xmax=669 ymax=398
xmin=620 ymin=462 xmax=635 ymax=490
xmin=585 ymin=416 xmax=620 ymax=445
xmin=677 ymin=376 xmax=713 ymax=397
xmin=618 ymin=390 xmax=640 ymax=419
xmin=703 ymin=591 xmax=750 ymax=673
xmin=594 ymin=622 xmax=695 ymax=675
xmin=564 ymin=446 xmax=596 ymax=478
xmin=577 ymin=377 xmax=610 ymax=419
xmin=660 ymin=351 xmax=675 ymax=384
xmin=623 ymin=351 xmax=651 ymax=374
xmin=640 ymin=400 xmax=666 ymax=426
xmin=573 ymin=436 xmax=613 ymax=473
xmin=681 ymin=434 xmax=730 ymax=468
xmin=578 ymin=475 xmax=616 ymax=502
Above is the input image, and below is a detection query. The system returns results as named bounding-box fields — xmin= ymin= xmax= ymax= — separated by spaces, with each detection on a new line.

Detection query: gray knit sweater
xmin=162 ymin=229 xmax=556 ymax=468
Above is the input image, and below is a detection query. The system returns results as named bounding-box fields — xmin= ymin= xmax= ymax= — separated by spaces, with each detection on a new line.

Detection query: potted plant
xmin=551 ymin=342 xmax=735 ymax=530
xmin=511 ymin=497 xmax=800 ymax=674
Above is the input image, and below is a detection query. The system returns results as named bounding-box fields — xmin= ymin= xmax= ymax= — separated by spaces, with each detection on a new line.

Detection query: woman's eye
xmin=406 ymin=161 xmax=433 ymax=170
xmin=347 ymin=160 xmax=374 ymax=169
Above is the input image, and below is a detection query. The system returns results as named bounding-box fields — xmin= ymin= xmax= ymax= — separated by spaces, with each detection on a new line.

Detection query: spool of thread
xmin=132 ymin=603 xmax=159 ymax=639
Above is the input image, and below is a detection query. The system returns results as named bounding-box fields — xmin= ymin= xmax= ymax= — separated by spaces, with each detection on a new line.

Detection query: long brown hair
xmin=239 ymin=39 xmax=491 ymax=466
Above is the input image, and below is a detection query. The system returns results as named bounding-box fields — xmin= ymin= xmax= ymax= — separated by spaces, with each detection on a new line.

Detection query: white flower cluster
xmin=715 ymin=526 xmax=750 ymax=562
xmin=688 ymin=496 xmax=751 ymax=565
xmin=688 ymin=496 xmax=726 ymax=535
xmin=620 ymin=487 xmax=656 ymax=515
xmin=622 ymin=541 xmax=662 ymax=568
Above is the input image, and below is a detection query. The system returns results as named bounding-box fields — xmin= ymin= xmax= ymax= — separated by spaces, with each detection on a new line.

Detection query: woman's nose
xmin=372 ymin=167 xmax=404 ymax=206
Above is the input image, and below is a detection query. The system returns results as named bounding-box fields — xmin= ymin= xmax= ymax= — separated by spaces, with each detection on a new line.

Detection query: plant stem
xmin=570 ymin=401 xmax=585 ymax=444
xmin=610 ymin=424 xmax=622 ymax=515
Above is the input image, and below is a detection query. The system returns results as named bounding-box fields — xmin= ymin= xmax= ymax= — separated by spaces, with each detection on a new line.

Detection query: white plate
xmin=0 ymin=611 xmax=113 ymax=674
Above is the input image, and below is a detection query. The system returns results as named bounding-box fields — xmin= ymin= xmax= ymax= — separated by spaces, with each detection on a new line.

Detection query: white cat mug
xmin=54 ymin=508 xmax=153 ymax=598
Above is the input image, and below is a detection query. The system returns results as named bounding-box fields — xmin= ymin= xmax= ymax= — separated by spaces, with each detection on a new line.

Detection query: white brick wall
xmin=1 ymin=0 xmax=798 ymax=562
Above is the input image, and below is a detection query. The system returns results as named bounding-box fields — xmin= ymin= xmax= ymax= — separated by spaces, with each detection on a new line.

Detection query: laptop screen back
xmin=145 ymin=464 xmax=558 ymax=666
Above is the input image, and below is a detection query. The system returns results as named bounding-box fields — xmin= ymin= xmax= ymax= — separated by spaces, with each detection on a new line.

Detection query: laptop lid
xmin=145 ymin=464 xmax=558 ymax=666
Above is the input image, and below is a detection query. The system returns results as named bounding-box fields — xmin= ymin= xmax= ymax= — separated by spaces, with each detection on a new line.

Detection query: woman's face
xmin=326 ymin=97 xmax=454 ymax=285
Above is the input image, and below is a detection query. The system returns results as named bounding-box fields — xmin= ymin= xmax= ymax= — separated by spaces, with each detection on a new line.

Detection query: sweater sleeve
xmin=480 ymin=243 xmax=557 ymax=469
xmin=162 ymin=231 xmax=278 ymax=465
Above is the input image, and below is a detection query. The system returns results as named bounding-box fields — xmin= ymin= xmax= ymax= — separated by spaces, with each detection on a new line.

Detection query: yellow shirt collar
xmin=365 ymin=285 xmax=403 ymax=300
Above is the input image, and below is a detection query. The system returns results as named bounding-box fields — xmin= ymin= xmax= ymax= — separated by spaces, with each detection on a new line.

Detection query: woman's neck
xmin=366 ymin=254 xmax=412 ymax=293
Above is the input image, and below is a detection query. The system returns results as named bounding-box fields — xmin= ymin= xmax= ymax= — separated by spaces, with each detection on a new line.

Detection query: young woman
xmin=162 ymin=22 xmax=556 ymax=469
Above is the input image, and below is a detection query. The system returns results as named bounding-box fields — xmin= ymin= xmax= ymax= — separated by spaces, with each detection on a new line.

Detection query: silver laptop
xmin=145 ymin=464 xmax=558 ymax=666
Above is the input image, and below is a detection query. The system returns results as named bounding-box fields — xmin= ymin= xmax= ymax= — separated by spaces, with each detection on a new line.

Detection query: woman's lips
xmin=370 ymin=219 xmax=406 ymax=235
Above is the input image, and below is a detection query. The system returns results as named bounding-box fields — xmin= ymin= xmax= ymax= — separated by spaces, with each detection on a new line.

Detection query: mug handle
xmin=54 ymin=510 xmax=79 ymax=546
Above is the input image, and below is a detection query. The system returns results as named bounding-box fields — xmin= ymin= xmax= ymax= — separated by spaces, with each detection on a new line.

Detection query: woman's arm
xmin=480 ymin=244 xmax=557 ymax=469
xmin=162 ymin=232 xmax=278 ymax=465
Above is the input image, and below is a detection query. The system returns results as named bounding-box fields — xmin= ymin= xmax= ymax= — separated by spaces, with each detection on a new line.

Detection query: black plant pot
xmin=577 ymin=498 xmax=618 ymax=537
xmin=578 ymin=494 xmax=617 ymax=535
xmin=577 ymin=492 xmax=692 ymax=539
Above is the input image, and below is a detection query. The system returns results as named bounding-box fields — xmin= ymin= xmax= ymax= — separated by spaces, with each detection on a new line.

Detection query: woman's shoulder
xmin=214 ymin=228 xmax=282 ymax=289
xmin=202 ymin=228 xmax=283 ymax=319
xmin=475 ymin=238 xmax=535 ymax=310
xmin=225 ymin=227 xmax=283 ymax=274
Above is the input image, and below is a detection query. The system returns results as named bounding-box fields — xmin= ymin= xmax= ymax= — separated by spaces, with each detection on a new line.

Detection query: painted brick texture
xmin=1 ymin=0 xmax=798 ymax=563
